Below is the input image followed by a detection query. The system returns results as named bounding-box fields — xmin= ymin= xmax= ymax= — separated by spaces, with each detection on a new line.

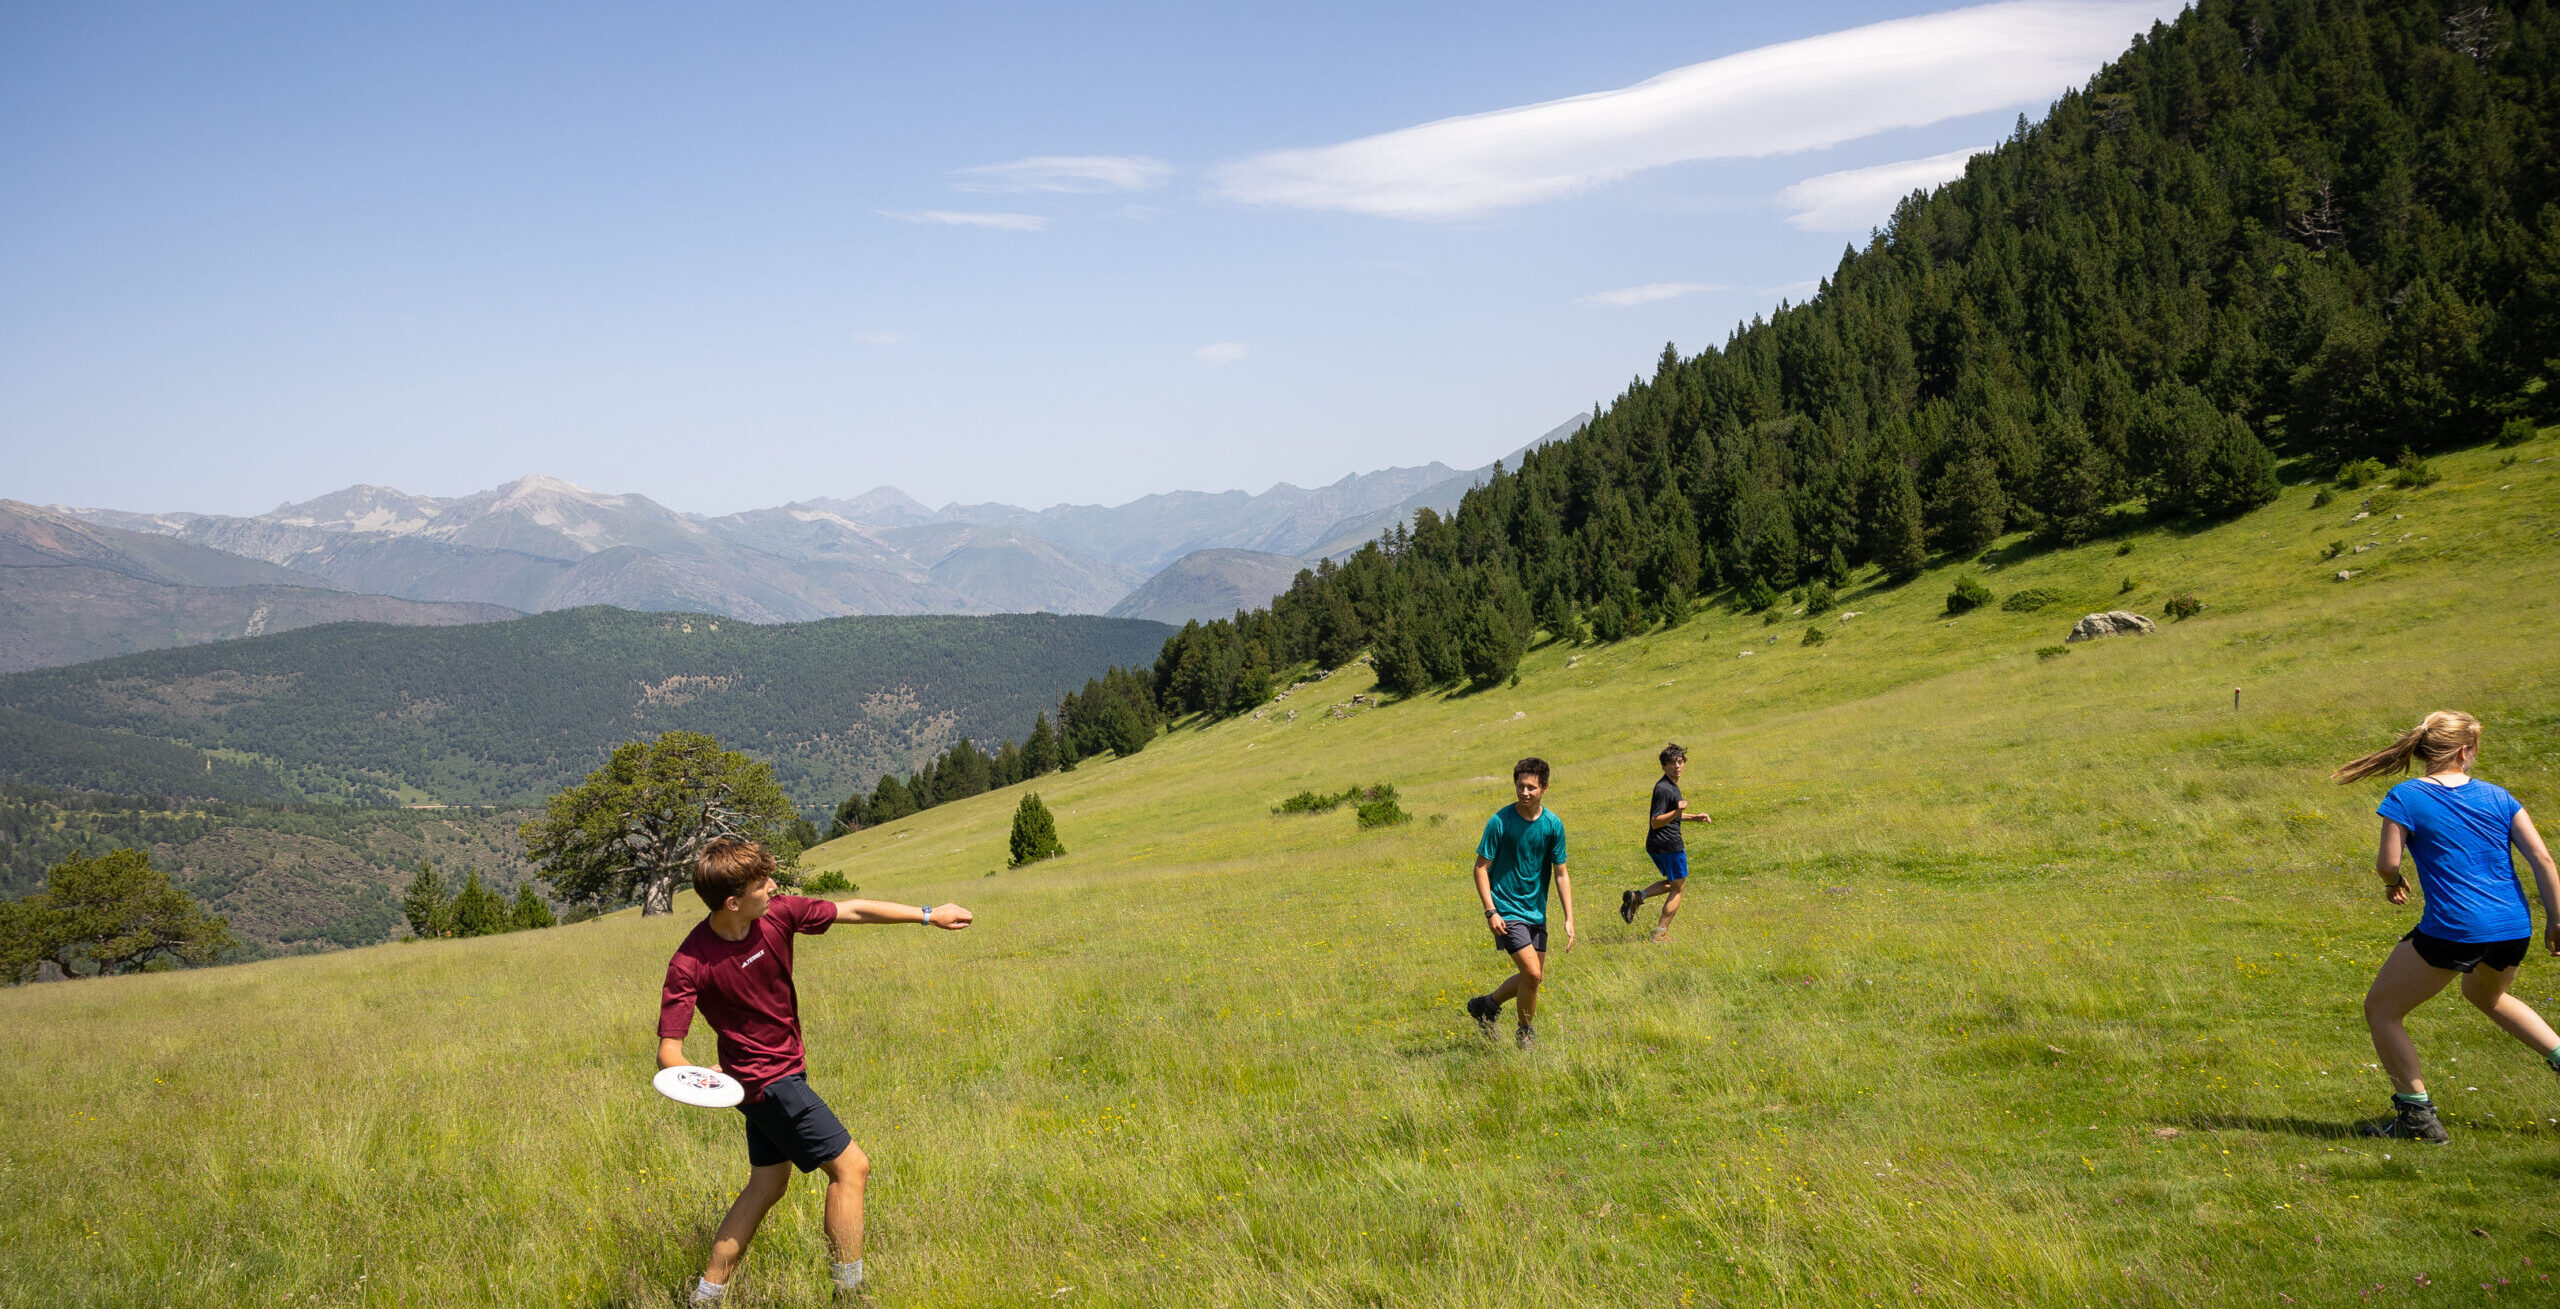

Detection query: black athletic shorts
xmin=739 ymin=1073 xmax=852 ymax=1172
xmin=1491 ymin=918 xmax=1549 ymax=955
xmin=2403 ymin=928 xmax=2531 ymax=975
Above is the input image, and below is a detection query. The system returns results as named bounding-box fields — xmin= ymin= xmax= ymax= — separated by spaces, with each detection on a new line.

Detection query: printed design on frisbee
xmin=654 ymin=1064 xmax=746 ymax=1108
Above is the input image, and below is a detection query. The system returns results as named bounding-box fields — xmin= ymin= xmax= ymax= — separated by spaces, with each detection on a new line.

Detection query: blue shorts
xmin=1649 ymin=850 xmax=1688 ymax=881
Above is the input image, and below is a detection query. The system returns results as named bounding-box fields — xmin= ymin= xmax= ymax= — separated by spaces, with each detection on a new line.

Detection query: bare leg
xmin=819 ymin=1145 xmax=869 ymax=1265
xmin=1486 ymin=945 xmax=1545 ymax=1024
xmin=2460 ymin=965 xmax=2560 ymax=1057
xmin=1653 ymin=881 xmax=1686 ymax=938
xmin=1633 ymin=878 xmax=1677 ymax=904
xmin=2365 ymin=940 xmax=2458 ymax=1096
xmin=703 ymin=1162 xmax=792 ymax=1286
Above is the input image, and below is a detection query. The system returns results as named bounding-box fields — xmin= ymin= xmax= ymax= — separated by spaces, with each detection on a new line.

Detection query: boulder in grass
xmin=2066 ymin=610 xmax=2157 ymax=642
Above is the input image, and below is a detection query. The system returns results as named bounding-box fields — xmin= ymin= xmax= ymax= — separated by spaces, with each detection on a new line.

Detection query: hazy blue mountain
xmin=0 ymin=501 xmax=518 ymax=672
xmin=1104 ymin=549 xmax=1310 ymax=625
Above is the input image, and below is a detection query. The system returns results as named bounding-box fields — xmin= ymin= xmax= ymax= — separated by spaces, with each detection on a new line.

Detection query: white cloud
xmin=853 ymin=332 xmax=907 ymax=345
xmin=1578 ymin=281 xmax=1722 ymax=308
xmin=951 ymin=155 xmax=1173 ymax=194
xmin=880 ymin=209 xmax=1050 ymax=231
xmin=1194 ymin=342 xmax=1249 ymax=365
xmin=1779 ymin=146 xmax=1990 ymax=231
xmin=1213 ymin=0 xmax=2175 ymax=219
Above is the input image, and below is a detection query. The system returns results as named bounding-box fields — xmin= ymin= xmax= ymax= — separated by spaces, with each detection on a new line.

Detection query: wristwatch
xmin=918 ymin=905 xmax=935 ymax=925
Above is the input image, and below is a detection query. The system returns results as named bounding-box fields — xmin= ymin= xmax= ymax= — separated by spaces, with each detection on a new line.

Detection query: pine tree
xmin=450 ymin=871 xmax=509 ymax=937
xmin=1932 ymin=453 xmax=2007 ymax=558
xmin=1008 ymin=793 xmax=1066 ymax=867
xmin=402 ymin=862 xmax=449 ymax=939
xmin=510 ymin=883 xmax=555 ymax=931
xmin=1024 ymin=713 xmax=1059 ymax=776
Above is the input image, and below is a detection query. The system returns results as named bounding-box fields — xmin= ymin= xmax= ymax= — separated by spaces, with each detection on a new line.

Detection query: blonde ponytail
xmin=2331 ymin=711 xmax=2482 ymax=784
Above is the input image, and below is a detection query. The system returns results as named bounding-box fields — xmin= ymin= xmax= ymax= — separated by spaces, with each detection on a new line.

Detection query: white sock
xmin=833 ymin=1259 xmax=865 ymax=1290
xmin=692 ymin=1278 xmax=727 ymax=1302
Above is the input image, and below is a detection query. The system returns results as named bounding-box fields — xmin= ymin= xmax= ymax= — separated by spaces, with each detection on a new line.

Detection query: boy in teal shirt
xmin=1465 ymin=757 xmax=1574 ymax=1048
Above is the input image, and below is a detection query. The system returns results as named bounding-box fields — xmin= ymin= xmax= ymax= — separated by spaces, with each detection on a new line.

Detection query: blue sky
xmin=1 ymin=0 xmax=2179 ymax=517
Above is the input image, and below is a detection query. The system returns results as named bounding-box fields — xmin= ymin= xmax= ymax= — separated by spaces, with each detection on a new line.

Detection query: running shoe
xmin=2357 ymin=1097 xmax=2449 ymax=1144
xmin=1515 ymin=1023 xmax=1536 ymax=1051
xmin=1620 ymin=888 xmax=1641 ymax=924
xmin=1466 ymin=994 xmax=1499 ymax=1035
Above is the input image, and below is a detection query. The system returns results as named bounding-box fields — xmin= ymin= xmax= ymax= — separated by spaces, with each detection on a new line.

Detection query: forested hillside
xmin=1143 ymin=0 xmax=2558 ymax=713
xmin=0 ymin=609 xmax=1171 ymax=811
xmin=0 ymin=784 xmax=537 ymax=957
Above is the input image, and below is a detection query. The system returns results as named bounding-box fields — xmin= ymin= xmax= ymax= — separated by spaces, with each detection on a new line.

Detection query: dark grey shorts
xmin=1491 ymin=918 xmax=1548 ymax=955
xmin=738 ymin=1074 xmax=852 ymax=1172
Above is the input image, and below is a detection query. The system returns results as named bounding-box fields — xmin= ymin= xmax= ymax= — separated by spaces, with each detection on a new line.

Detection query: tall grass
xmin=6 ymin=436 xmax=2558 ymax=1306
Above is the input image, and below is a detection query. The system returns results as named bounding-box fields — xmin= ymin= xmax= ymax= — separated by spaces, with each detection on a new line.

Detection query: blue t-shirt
xmin=2377 ymin=777 xmax=2530 ymax=943
xmin=1479 ymin=804 xmax=1568 ymax=924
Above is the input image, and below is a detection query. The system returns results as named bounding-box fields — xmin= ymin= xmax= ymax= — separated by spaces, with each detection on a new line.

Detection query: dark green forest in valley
xmin=0 ymin=608 xmax=1171 ymax=811
xmin=1142 ymin=0 xmax=2559 ymax=713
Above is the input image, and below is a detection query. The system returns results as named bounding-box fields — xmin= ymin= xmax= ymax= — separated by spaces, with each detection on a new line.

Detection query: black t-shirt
xmin=1646 ymin=777 xmax=1683 ymax=854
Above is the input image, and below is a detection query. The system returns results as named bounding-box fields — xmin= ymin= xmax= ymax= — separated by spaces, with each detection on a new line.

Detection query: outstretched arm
xmin=830 ymin=898 xmax=973 ymax=929
xmin=2515 ymin=810 xmax=2560 ymax=955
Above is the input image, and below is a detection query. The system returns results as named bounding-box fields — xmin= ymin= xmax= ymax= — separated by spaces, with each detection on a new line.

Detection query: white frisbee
xmin=654 ymin=1065 xmax=745 ymax=1109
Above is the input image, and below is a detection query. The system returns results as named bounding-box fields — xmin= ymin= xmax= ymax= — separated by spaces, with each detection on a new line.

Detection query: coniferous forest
xmin=1142 ymin=0 xmax=2558 ymax=712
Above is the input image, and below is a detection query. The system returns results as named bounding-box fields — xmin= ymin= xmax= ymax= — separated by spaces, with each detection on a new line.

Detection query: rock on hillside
xmin=1106 ymin=549 xmax=1310 ymax=624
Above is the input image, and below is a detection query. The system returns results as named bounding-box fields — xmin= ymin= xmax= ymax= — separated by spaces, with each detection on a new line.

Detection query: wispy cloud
xmin=1214 ymin=0 xmax=2173 ymax=219
xmin=1779 ymin=147 xmax=1989 ymax=231
xmin=1194 ymin=342 xmax=1249 ymax=364
xmin=1578 ymin=281 xmax=1722 ymax=308
xmin=853 ymin=332 xmax=907 ymax=345
xmin=880 ymin=209 xmax=1050 ymax=231
xmin=951 ymin=155 xmax=1173 ymax=194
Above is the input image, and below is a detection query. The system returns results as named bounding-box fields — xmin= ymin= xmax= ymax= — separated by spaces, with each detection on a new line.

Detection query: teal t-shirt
xmin=1478 ymin=804 xmax=1568 ymax=924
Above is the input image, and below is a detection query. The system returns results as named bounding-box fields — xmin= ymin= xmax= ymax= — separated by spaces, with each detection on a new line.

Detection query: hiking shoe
xmin=1515 ymin=1024 xmax=1536 ymax=1051
xmin=1466 ymin=994 xmax=1499 ymax=1035
xmin=2359 ymin=1098 xmax=2449 ymax=1144
xmin=1650 ymin=927 xmax=1670 ymax=944
xmin=1619 ymin=888 xmax=1641 ymax=924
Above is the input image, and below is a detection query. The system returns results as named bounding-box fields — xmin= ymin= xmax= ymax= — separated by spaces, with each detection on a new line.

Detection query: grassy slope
xmin=6 ymin=438 xmax=2558 ymax=1308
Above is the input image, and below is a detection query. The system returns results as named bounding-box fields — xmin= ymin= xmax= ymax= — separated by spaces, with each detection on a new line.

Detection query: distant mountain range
xmin=19 ymin=416 xmax=1577 ymax=670
xmin=0 ymin=501 xmax=517 ymax=673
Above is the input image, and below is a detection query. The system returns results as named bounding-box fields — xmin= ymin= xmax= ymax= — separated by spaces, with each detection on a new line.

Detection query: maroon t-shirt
xmin=659 ymin=896 xmax=837 ymax=1102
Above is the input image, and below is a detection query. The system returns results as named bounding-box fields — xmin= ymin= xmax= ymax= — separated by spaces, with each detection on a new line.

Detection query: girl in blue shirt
xmin=2335 ymin=711 xmax=2560 ymax=1143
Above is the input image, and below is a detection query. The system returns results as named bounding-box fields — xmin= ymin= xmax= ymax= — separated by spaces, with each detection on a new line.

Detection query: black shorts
xmin=2403 ymin=928 xmax=2531 ymax=974
xmin=1491 ymin=918 xmax=1548 ymax=955
xmin=738 ymin=1074 xmax=852 ymax=1172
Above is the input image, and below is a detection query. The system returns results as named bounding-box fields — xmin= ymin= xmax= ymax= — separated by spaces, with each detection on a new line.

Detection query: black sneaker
xmin=1466 ymin=994 xmax=1499 ymax=1035
xmin=2358 ymin=1097 xmax=2449 ymax=1144
xmin=1619 ymin=888 xmax=1641 ymax=924
xmin=1515 ymin=1023 xmax=1536 ymax=1051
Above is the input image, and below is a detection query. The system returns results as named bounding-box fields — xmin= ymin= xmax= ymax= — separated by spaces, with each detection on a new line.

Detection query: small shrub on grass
xmin=803 ymin=869 xmax=854 ymax=895
xmin=1945 ymin=575 xmax=1992 ymax=615
xmin=1354 ymin=786 xmax=1411 ymax=829
xmin=1804 ymin=580 xmax=1836 ymax=616
xmin=2362 ymin=488 xmax=2402 ymax=516
xmin=2115 ymin=541 xmax=2135 ymax=556
xmin=1802 ymin=625 xmax=1828 ymax=647
xmin=1740 ymin=577 xmax=1778 ymax=612
xmin=2390 ymin=451 xmax=2440 ymax=489
xmin=1589 ymin=595 xmax=1629 ymax=643
xmin=2163 ymin=594 xmax=2204 ymax=620
xmin=2311 ymin=487 xmax=2334 ymax=508
xmin=1274 ymin=788 xmax=1351 ymax=814
xmin=2498 ymin=416 xmax=2538 ymax=447
xmin=2335 ymin=457 xmax=2387 ymax=489
xmin=2321 ymin=540 xmax=2346 ymax=561
xmin=1008 ymin=792 xmax=1066 ymax=867
xmin=2036 ymin=645 xmax=2070 ymax=661
xmin=2120 ymin=576 xmax=2139 ymax=594
xmin=2000 ymin=587 xmax=2063 ymax=613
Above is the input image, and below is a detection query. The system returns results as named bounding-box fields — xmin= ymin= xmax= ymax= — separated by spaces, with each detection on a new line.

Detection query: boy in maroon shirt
xmin=658 ymin=839 xmax=973 ymax=1304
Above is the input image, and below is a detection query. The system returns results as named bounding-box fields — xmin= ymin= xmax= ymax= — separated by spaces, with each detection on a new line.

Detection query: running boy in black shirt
xmin=1620 ymin=743 xmax=1709 ymax=942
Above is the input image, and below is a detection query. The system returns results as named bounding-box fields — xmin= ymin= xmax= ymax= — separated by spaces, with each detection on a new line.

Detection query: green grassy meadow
xmin=9 ymin=438 xmax=2560 ymax=1307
